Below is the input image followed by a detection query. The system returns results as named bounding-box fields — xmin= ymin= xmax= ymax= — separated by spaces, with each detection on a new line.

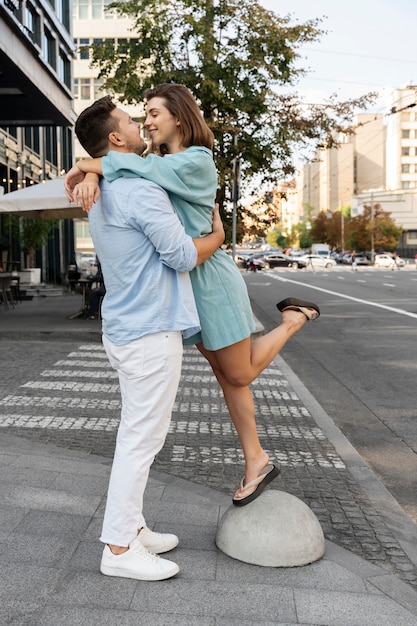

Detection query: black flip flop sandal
xmin=276 ymin=297 xmax=320 ymax=321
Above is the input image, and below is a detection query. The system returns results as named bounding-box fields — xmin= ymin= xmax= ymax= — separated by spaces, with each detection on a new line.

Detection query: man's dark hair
xmin=75 ymin=95 xmax=117 ymax=157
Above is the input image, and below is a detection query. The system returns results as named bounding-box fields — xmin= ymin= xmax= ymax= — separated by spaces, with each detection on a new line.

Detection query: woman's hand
xmin=64 ymin=165 xmax=85 ymax=202
xmin=72 ymin=173 xmax=101 ymax=212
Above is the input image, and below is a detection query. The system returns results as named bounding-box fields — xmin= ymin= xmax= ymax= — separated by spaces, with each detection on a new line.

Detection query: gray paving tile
xmin=0 ymin=533 xmax=77 ymax=567
xmin=144 ymin=500 xmax=221 ymax=526
xmin=0 ymin=563 xmax=61 ymax=603
xmin=12 ymin=454 xmax=110 ymax=477
xmin=174 ymin=548 xmax=217 ymax=580
xmin=0 ymin=464 xmax=59 ymax=488
xmin=215 ymin=552 xmax=369 ymax=593
xmin=148 ymin=522 xmax=218 ymax=552
xmin=49 ymin=472 xmax=109 ymax=496
xmin=66 ymin=540 xmax=103 ymax=572
xmin=0 ymin=505 xmax=29 ymax=532
xmin=0 ymin=483 xmax=101 ymax=516
xmin=49 ymin=570 xmax=137 ymax=609
xmin=38 ymin=606 xmax=215 ymax=626
xmin=130 ymin=579 xmax=297 ymax=622
xmin=14 ymin=509 xmax=92 ymax=538
xmin=294 ymin=588 xmax=417 ymax=625
xmin=367 ymin=573 xmax=417 ymax=614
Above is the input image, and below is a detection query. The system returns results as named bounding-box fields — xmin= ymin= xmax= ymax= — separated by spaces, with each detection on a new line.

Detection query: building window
xmin=24 ymin=4 xmax=41 ymax=45
xmin=59 ymin=51 xmax=71 ymax=88
xmin=401 ymin=181 xmax=410 ymax=189
xmin=80 ymin=78 xmax=91 ymax=100
xmin=45 ymin=127 xmax=58 ymax=166
xmin=43 ymin=27 xmax=56 ymax=69
xmin=24 ymin=127 xmax=40 ymax=153
xmin=402 ymin=147 xmax=410 ymax=156
xmin=93 ymin=78 xmax=105 ymax=99
xmin=75 ymin=0 xmax=89 ymax=19
xmin=78 ymin=38 xmax=90 ymax=59
xmin=92 ymin=0 xmax=102 ymax=18
xmin=402 ymin=129 xmax=411 ymax=139
xmin=402 ymin=164 xmax=411 ymax=173
xmin=74 ymin=78 xmax=91 ymax=100
xmin=74 ymin=220 xmax=91 ymax=239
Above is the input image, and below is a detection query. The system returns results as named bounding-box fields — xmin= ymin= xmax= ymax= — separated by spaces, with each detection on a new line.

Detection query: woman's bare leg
xmin=215 ymin=309 xmax=309 ymax=387
xmin=197 ymin=344 xmax=270 ymax=499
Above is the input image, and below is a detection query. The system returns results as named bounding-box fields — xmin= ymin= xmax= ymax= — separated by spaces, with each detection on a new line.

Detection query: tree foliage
xmin=88 ymin=0 xmax=377 ymax=239
xmin=8 ymin=216 xmax=56 ymax=268
xmin=304 ymin=206 xmax=402 ymax=251
xmin=349 ymin=204 xmax=403 ymax=252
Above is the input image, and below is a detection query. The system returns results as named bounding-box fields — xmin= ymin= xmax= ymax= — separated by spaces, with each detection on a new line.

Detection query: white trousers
xmin=100 ymin=331 xmax=183 ymax=546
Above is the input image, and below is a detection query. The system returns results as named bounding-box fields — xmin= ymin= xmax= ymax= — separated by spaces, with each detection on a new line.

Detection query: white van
xmin=311 ymin=243 xmax=331 ymax=257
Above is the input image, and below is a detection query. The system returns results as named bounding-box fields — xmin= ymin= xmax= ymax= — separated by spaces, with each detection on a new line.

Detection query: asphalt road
xmin=243 ymin=263 xmax=417 ymax=526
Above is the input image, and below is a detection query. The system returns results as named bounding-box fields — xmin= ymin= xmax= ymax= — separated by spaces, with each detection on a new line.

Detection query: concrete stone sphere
xmin=216 ymin=490 xmax=325 ymax=567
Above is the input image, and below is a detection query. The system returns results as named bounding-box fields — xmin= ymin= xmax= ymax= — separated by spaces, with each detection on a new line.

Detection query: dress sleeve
xmin=102 ymin=150 xmax=215 ymax=204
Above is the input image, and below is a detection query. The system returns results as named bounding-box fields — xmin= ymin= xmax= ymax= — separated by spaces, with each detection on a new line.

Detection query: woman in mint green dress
xmin=66 ymin=83 xmax=319 ymax=505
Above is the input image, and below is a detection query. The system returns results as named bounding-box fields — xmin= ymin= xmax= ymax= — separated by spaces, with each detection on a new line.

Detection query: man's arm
xmin=192 ymin=204 xmax=224 ymax=265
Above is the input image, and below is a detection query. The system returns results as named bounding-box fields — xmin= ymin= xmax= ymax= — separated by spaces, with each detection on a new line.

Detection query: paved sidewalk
xmin=1 ymin=292 xmax=417 ymax=624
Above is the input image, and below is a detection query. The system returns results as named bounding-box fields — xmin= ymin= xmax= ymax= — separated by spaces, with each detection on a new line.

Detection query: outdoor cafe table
xmin=67 ymin=278 xmax=92 ymax=319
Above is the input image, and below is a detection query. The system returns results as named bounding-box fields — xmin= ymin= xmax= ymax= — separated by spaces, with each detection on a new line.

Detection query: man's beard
xmin=126 ymin=136 xmax=147 ymax=156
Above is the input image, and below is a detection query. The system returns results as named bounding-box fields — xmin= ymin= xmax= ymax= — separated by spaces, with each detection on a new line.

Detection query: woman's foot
xmin=233 ymin=463 xmax=280 ymax=506
xmin=276 ymin=297 xmax=320 ymax=321
xmin=233 ymin=451 xmax=271 ymax=501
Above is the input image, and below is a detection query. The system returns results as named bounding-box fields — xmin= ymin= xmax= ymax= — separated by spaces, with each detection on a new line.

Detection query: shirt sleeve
xmin=102 ymin=149 xmax=215 ymax=204
xmin=126 ymin=180 xmax=197 ymax=272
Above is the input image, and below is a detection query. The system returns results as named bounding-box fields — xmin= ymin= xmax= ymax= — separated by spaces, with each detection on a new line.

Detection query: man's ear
xmin=108 ymin=132 xmax=124 ymax=148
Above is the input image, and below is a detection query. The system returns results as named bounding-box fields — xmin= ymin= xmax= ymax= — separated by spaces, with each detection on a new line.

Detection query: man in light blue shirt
xmin=69 ymin=96 xmax=223 ymax=581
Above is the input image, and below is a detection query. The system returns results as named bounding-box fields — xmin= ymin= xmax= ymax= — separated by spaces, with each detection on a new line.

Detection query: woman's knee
xmin=222 ymin=370 xmax=252 ymax=387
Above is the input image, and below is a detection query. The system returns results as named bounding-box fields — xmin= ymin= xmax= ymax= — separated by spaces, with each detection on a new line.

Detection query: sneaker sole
xmin=100 ymin=563 xmax=179 ymax=581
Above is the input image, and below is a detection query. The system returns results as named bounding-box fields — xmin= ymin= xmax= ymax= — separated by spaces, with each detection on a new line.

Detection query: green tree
xmin=8 ymin=216 xmax=57 ymax=268
xmin=88 ymin=0 xmax=377 ymax=241
xmin=291 ymin=221 xmax=312 ymax=249
xmin=348 ymin=204 xmax=402 ymax=251
xmin=310 ymin=210 xmax=329 ymax=244
xmin=266 ymin=228 xmax=287 ymax=248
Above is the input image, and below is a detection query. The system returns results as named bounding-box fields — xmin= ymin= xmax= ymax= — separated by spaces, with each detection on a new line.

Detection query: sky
xmin=259 ymin=0 xmax=417 ymax=115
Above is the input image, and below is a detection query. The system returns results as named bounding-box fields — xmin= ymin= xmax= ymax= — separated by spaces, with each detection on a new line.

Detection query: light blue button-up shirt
xmin=88 ymin=176 xmax=200 ymax=345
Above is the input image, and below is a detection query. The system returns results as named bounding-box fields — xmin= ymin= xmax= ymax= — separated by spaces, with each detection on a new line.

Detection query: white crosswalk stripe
xmin=0 ymin=343 xmax=346 ymax=469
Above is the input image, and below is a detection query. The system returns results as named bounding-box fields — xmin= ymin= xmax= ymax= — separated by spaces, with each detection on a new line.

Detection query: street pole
xmin=370 ymin=191 xmax=375 ymax=263
xmin=231 ymin=135 xmax=240 ymax=261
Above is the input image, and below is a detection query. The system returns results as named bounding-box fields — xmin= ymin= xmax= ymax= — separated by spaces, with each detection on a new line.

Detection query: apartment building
xmin=0 ymin=0 xmax=75 ymax=280
xmin=72 ymin=0 xmax=144 ymax=253
xmin=296 ymin=87 xmax=417 ymax=255
xmin=386 ymin=85 xmax=417 ymax=191
xmin=296 ymin=113 xmax=385 ymax=219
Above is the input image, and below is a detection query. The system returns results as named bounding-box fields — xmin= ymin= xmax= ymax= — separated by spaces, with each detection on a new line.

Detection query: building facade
xmin=72 ymin=0 xmax=144 ymax=255
xmin=296 ymin=113 xmax=385 ymax=219
xmin=0 ymin=0 xmax=76 ymax=282
xmin=296 ymin=88 xmax=417 ymax=256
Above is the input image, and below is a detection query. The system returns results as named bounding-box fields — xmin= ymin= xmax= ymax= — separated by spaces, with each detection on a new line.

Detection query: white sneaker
xmin=138 ymin=526 xmax=179 ymax=554
xmin=100 ymin=536 xmax=179 ymax=581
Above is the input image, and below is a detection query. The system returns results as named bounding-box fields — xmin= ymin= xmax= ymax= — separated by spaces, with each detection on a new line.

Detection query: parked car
xmin=261 ymin=252 xmax=293 ymax=268
xmin=374 ymin=253 xmax=406 ymax=268
xmin=355 ymin=253 xmax=372 ymax=266
xmin=77 ymin=252 xmax=98 ymax=277
xmin=293 ymin=254 xmax=337 ymax=269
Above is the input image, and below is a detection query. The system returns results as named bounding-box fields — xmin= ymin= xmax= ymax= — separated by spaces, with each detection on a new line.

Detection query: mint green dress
xmin=102 ymin=146 xmax=255 ymax=350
